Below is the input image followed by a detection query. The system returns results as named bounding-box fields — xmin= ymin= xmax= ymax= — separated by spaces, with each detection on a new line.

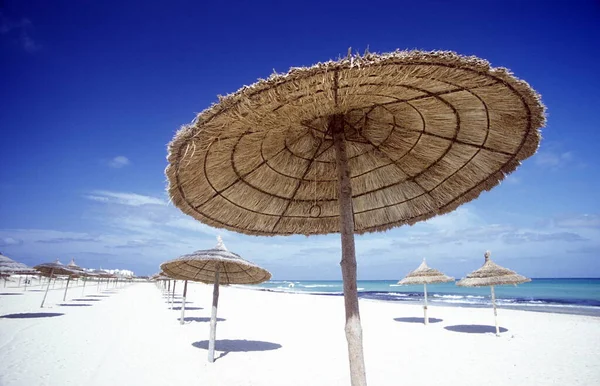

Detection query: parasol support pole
xmin=41 ymin=268 xmax=54 ymax=308
xmin=63 ymin=276 xmax=71 ymax=301
xmin=332 ymin=114 xmax=367 ymax=386
xmin=423 ymin=283 xmax=429 ymax=325
xmin=180 ymin=280 xmax=188 ymax=325
xmin=491 ymin=285 xmax=499 ymax=336
xmin=82 ymin=277 xmax=87 ymax=296
xmin=171 ymin=280 xmax=177 ymax=309
xmin=208 ymin=266 xmax=221 ymax=363
xmin=24 ymin=275 xmax=28 ymax=291
xmin=18 ymin=276 xmax=22 ymax=287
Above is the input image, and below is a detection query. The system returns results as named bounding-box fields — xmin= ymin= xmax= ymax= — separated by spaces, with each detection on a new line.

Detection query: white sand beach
xmin=1 ymin=282 xmax=599 ymax=386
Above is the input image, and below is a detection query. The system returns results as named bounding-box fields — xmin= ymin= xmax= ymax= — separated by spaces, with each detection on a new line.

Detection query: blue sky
xmin=1 ymin=0 xmax=599 ymax=278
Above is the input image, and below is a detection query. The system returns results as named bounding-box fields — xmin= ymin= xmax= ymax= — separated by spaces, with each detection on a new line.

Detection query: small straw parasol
xmin=160 ymin=236 xmax=271 ymax=362
xmin=397 ymin=259 xmax=454 ymax=325
xmin=457 ymin=251 xmax=530 ymax=335
xmin=67 ymin=259 xmax=89 ymax=297
xmin=91 ymin=269 xmax=111 ymax=291
xmin=34 ymin=259 xmax=78 ymax=307
xmin=165 ymin=50 xmax=545 ymax=385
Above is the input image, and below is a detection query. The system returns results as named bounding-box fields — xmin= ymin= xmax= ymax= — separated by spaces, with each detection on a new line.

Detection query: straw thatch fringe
xmin=457 ymin=251 xmax=530 ymax=287
xmin=34 ymin=259 xmax=79 ymax=277
xmin=166 ymin=50 xmax=545 ymax=236
xmin=0 ymin=253 xmax=32 ymax=274
xmin=397 ymin=260 xmax=454 ymax=285
xmin=160 ymin=238 xmax=271 ymax=285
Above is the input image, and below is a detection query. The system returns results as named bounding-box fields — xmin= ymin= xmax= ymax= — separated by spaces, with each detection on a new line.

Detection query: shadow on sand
xmin=59 ymin=304 xmax=92 ymax=307
xmin=179 ymin=317 xmax=225 ymax=323
xmin=393 ymin=317 xmax=443 ymax=324
xmin=87 ymin=295 xmax=110 ymax=298
xmin=444 ymin=325 xmax=508 ymax=334
xmin=192 ymin=339 xmax=282 ymax=361
xmin=171 ymin=306 xmax=202 ymax=311
xmin=0 ymin=293 xmax=23 ymax=296
xmin=1 ymin=313 xmax=64 ymax=319
xmin=72 ymin=299 xmax=101 ymax=302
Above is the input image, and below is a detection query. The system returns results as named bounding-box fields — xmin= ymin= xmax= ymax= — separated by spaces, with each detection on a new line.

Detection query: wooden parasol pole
xmin=82 ymin=277 xmax=87 ymax=296
xmin=40 ymin=268 xmax=54 ymax=308
xmin=63 ymin=276 xmax=71 ymax=301
xmin=491 ymin=285 xmax=499 ymax=336
xmin=423 ymin=283 xmax=429 ymax=325
xmin=171 ymin=280 xmax=177 ymax=309
xmin=208 ymin=265 xmax=221 ymax=363
xmin=331 ymin=114 xmax=367 ymax=386
xmin=180 ymin=280 xmax=188 ymax=325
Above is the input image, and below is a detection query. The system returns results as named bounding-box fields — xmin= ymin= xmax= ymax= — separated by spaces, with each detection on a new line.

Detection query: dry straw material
xmin=166 ymin=50 xmax=545 ymax=236
xmin=34 ymin=259 xmax=78 ymax=277
xmin=397 ymin=259 xmax=454 ymax=285
xmin=160 ymin=236 xmax=271 ymax=285
xmin=0 ymin=253 xmax=33 ymax=274
xmin=457 ymin=251 xmax=530 ymax=287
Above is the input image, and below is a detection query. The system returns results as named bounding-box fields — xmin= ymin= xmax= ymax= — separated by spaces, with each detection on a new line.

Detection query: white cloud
xmin=108 ymin=156 xmax=130 ymax=168
xmin=0 ymin=237 xmax=23 ymax=247
xmin=0 ymin=12 xmax=40 ymax=53
xmin=85 ymin=191 xmax=166 ymax=206
xmin=3 ymin=190 xmax=599 ymax=278
xmin=554 ymin=214 xmax=600 ymax=229
xmin=534 ymin=142 xmax=573 ymax=169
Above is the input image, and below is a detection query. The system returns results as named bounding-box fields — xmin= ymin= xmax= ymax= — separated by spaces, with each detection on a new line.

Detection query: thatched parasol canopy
xmin=91 ymin=269 xmax=112 ymax=278
xmin=160 ymin=237 xmax=271 ymax=284
xmin=67 ymin=259 xmax=88 ymax=276
xmin=34 ymin=259 xmax=77 ymax=277
xmin=457 ymin=251 xmax=530 ymax=287
xmin=0 ymin=253 xmax=33 ymax=274
xmin=397 ymin=259 xmax=454 ymax=285
xmin=167 ymin=50 xmax=544 ymax=237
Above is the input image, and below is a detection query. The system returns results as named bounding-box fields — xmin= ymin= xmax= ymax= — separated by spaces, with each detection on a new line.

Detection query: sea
xmin=244 ymin=278 xmax=600 ymax=317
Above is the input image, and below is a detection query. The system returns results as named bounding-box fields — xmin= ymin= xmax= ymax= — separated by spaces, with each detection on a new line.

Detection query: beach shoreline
xmin=2 ymin=282 xmax=599 ymax=386
xmin=239 ymin=280 xmax=600 ymax=317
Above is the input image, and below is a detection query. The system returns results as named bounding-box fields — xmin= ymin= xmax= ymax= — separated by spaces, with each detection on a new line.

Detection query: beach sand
xmin=1 ymin=282 xmax=598 ymax=385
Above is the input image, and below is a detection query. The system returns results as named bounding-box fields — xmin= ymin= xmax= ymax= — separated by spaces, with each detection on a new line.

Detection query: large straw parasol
xmin=34 ymin=259 xmax=78 ymax=307
xmin=0 ymin=253 xmax=37 ymax=288
xmin=397 ymin=259 xmax=454 ymax=325
xmin=0 ymin=252 xmax=31 ymax=274
xmin=165 ymin=50 xmax=545 ymax=385
xmin=457 ymin=251 xmax=530 ymax=335
xmin=160 ymin=236 xmax=271 ymax=362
